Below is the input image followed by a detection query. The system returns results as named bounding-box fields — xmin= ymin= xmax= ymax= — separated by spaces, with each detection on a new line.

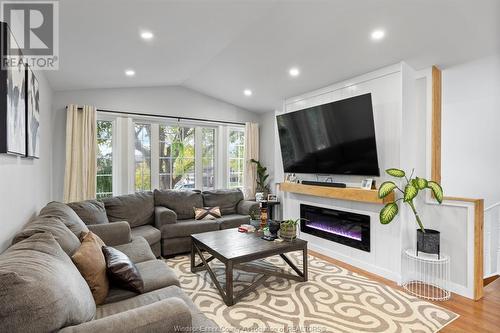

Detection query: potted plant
xmin=278 ymin=218 xmax=303 ymax=242
xmin=249 ymin=207 xmax=261 ymax=228
xmin=378 ymin=168 xmax=444 ymax=257
xmin=250 ymin=159 xmax=270 ymax=197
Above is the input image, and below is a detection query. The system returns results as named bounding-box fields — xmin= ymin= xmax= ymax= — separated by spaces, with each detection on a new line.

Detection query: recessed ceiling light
xmin=371 ymin=29 xmax=385 ymax=41
xmin=140 ymin=31 xmax=154 ymax=40
xmin=289 ymin=67 xmax=300 ymax=77
xmin=243 ymin=89 xmax=252 ymax=96
xmin=125 ymin=69 xmax=135 ymax=77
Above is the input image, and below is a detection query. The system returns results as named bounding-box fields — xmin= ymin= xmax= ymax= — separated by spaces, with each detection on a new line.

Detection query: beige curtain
xmin=63 ymin=105 xmax=97 ymax=203
xmin=243 ymin=122 xmax=259 ymax=199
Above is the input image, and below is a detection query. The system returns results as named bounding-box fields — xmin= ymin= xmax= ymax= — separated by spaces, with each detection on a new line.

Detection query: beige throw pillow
xmin=194 ymin=206 xmax=222 ymax=220
xmin=71 ymin=231 xmax=109 ymax=305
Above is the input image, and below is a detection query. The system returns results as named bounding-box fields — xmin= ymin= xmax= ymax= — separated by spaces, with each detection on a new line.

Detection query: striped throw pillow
xmin=194 ymin=207 xmax=222 ymax=220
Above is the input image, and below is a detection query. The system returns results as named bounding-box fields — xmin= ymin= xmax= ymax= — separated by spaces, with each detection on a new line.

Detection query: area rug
xmin=166 ymin=252 xmax=458 ymax=333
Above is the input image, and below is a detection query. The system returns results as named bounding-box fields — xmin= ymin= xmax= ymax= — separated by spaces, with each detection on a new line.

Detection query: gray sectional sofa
xmin=0 ymin=201 xmax=219 ymax=332
xmin=69 ymin=188 xmax=259 ymax=257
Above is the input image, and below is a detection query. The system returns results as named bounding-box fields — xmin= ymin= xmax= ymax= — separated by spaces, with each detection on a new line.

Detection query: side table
xmin=401 ymin=249 xmax=451 ymax=301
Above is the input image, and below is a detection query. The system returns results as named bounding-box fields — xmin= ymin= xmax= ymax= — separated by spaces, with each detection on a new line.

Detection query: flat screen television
xmin=277 ymin=93 xmax=380 ymax=176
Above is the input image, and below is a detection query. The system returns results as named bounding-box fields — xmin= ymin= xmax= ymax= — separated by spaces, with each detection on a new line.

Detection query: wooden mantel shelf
xmin=278 ymin=182 xmax=394 ymax=205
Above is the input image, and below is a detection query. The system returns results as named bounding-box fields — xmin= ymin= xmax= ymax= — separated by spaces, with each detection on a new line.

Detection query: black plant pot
xmin=417 ymin=229 xmax=440 ymax=258
xmin=268 ymin=220 xmax=281 ymax=236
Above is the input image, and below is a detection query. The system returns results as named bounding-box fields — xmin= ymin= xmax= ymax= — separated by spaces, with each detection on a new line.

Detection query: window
xmin=201 ymin=128 xmax=216 ymax=190
xmin=135 ymin=123 xmax=152 ymax=191
xmin=228 ymin=128 xmax=245 ymax=189
xmin=96 ymin=120 xmax=113 ymax=199
xmin=159 ymin=125 xmax=196 ymax=190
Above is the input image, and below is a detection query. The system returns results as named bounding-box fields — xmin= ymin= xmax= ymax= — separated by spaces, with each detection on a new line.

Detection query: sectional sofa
xmin=0 ymin=201 xmax=219 ymax=332
xmin=68 ymin=188 xmax=260 ymax=257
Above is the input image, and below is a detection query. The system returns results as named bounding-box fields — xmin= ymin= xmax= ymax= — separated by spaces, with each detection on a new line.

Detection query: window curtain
xmin=63 ymin=105 xmax=97 ymax=203
xmin=243 ymin=122 xmax=259 ymax=199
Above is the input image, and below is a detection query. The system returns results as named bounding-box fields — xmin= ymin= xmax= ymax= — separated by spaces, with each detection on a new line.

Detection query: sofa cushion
xmin=96 ymin=285 xmax=219 ymax=330
xmin=131 ymin=225 xmax=161 ymax=246
xmin=103 ymin=259 xmax=180 ymax=304
xmin=40 ymin=201 xmax=89 ymax=237
xmin=102 ymin=192 xmax=154 ymax=227
xmin=0 ymin=233 xmax=96 ymax=333
xmin=154 ymin=189 xmax=203 ymax=220
xmin=216 ymin=214 xmax=250 ymax=230
xmin=102 ymin=246 xmax=144 ymax=293
xmin=114 ymin=237 xmax=156 ymax=264
xmin=12 ymin=215 xmax=81 ymax=256
xmin=161 ymin=219 xmax=219 ymax=239
xmin=67 ymin=200 xmax=109 ymax=225
xmin=72 ymin=231 xmax=109 ymax=305
xmin=202 ymin=189 xmax=244 ymax=215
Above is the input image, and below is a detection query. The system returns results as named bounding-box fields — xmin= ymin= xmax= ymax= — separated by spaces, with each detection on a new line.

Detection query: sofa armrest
xmin=58 ymin=297 xmax=192 ymax=333
xmin=87 ymin=221 xmax=131 ymax=246
xmin=155 ymin=206 xmax=177 ymax=229
xmin=237 ymin=200 xmax=260 ymax=215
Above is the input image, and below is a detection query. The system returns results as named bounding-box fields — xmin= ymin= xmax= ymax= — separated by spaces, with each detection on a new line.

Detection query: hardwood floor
xmin=310 ymin=250 xmax=500 ymax=332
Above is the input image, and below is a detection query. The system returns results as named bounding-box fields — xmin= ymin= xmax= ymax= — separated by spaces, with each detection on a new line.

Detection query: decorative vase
xmin=260 ymin=207 xmax=268 ymax=230
xmin=279 ymin=224 xmax=297 ymax=242
xmin=416 ymin=229 xmax=440 ymax=258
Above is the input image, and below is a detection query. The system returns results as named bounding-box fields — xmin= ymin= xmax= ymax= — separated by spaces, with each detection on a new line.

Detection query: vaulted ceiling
xmin=46 ymin=0 xmax=499 ymax=112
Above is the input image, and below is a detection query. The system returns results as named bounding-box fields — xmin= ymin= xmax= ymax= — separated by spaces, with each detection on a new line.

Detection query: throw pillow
xmin=67 ymin=200 xmax=109 ymax=225
xmin=102 ymin=246 xmax=144 ymax=293
xmin=71 ymin=231 xmax=109 ymax=305
xmin=194 ymin=206 xmax=222 ymax=220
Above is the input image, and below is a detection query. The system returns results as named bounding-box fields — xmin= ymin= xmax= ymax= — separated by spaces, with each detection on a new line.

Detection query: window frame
xmin=227 ymin=126 xmax=245 ymax=189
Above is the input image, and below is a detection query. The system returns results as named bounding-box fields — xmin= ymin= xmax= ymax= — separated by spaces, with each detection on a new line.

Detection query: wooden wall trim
xmin=432 ymin=66 xmax=484 ymax=300
xmin=431 ymin=66 xmax=442 ymax=184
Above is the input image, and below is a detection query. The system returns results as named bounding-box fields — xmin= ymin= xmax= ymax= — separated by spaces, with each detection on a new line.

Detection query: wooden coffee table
xmin=190 ymin=228 xmax=308 ymax=306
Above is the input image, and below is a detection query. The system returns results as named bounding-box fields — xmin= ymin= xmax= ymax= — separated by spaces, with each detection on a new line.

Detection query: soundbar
xmin=301 ymin=180 xmax=347 ymax=188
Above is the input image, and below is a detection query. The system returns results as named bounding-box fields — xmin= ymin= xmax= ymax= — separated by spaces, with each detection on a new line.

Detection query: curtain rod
xmin=74 ymin=107 xmax=246 ymax=126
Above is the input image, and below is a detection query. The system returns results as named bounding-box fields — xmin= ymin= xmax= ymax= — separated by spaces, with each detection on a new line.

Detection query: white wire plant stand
xmin=401 ymin=249 xmax=451 ymax=301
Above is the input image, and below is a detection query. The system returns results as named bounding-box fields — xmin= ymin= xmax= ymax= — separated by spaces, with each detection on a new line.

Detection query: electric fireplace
xmin=300 ymin=204 xmax=370 ymax=252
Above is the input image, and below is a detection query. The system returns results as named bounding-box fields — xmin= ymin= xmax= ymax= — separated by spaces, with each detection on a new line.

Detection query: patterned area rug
xmin=166 ymin=252 xmax=458 ymax=333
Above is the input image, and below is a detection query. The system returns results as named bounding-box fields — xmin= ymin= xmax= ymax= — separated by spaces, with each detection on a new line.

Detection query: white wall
xmin=0 ymin=72 xmax=54 ymax=252
xmin=441 ymin=55 xmax=500 ymax=207
xmin=259 ymin=111 xmax=276 ymax=193
xmin=52 ymin=86 xmax=261 ymax=201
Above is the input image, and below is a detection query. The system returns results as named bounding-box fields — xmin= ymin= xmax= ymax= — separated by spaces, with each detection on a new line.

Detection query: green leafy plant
xmin=378 ymin=168 xmax=443 ymax=233
xmin=280 ymin=218 xmax=306 ymax=229
xmin=249 ymin=207 xmax=260 ymax=220
xmin=250 ymin=159 xmax=270 ymax=194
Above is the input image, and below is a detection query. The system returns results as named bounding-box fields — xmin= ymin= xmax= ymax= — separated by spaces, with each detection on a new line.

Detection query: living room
xmin=0 ymin=0 xmax=499 ymax=332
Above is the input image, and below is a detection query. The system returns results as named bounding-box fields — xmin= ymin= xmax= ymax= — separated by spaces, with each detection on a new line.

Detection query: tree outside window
xmin=228 ymin=128 xmax=245 ymax=189
xmin=135 ymin=123 xmax=151 ymax=191
xmin=96 ymin=120 xmax=113 ymax=199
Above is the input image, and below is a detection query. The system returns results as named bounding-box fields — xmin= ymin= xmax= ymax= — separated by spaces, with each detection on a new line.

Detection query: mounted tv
xmin=277 ymin=93 xmax=380 ymax=176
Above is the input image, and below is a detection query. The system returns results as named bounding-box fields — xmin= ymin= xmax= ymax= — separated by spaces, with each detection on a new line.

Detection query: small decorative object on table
xmin=378 ymin=168 xmax=444 ymax=258
xmin=238 ymin=224 xmax=256 ymax=233
xmin=255 ymin=192 xmax=265 ymax=202
xmin=278 ymin=218 xmax=303 ymax=242
xmin=249 ymin=207 xmax=261 ymax=228
xmin=267 ymin=194 xmax=277 ymax=202
xmin=286 ymin=173 xmax=298 ymax=183
xmin=259 ymin=205 xmax=268 ymax=230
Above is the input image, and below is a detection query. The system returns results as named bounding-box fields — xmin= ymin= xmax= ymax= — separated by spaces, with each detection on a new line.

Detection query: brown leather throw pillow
xmin=102 ymin=246 xmax=144 ymax=293
xmin=194 ymin=206 xmax=222 ymax=220
xmin=71 ymin=231 xmax=109 ymax=305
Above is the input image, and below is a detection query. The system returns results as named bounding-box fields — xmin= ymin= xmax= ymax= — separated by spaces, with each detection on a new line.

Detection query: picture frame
xmin=267 ymin=194 xmax=277 ymax=202
xmin=0 ymin=22 xmax=26 ymax=156
xmin=26 ymin=65 xmax=40 ymax=158
xmin=361 ymin=178 xmax=373 ymax=190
